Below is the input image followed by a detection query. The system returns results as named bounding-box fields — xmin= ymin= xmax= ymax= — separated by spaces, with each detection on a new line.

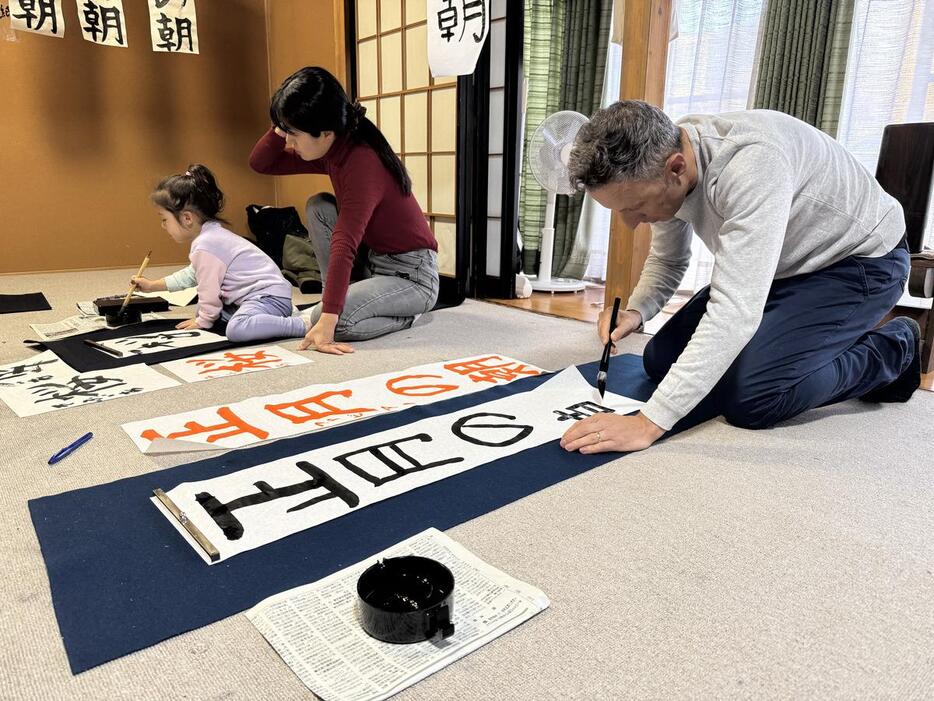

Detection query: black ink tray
xmin=357 ymin=556 xmax=455 ymax=644
xmin=94 ymin=295 xmax=169 ymax=325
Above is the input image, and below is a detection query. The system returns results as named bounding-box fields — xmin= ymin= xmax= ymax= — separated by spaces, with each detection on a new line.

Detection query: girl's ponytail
xmin=151 ymin=163 xmax=229 ymax=223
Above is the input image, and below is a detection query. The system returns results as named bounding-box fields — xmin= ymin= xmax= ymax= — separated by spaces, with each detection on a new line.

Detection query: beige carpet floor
xmin=1 ymin=266 xmax=933 ymax=700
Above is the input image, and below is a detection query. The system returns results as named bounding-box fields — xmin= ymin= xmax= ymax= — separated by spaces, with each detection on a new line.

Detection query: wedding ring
xmin=595 ymin=431 xmax=602 ymax=443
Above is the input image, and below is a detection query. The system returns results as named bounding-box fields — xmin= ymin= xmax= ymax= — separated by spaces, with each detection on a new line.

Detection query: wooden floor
xmin=486 ymin=286 xmax=605 ymax=324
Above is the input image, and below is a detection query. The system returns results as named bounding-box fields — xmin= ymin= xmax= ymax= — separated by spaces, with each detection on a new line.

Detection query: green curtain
xmin=553 ymin=0 xmax=613 ymax=279
xmin=519 ymin=0 xmax=566 ymax=275
xmin=817 ymin=0 xmax=854 ymax=137
xmin=752 ymin=0 xmax=855 ymax=137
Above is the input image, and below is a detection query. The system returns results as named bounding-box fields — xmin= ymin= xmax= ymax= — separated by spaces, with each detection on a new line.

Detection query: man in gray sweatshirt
xmin=560 ymin=102 xmax=921 ymax=454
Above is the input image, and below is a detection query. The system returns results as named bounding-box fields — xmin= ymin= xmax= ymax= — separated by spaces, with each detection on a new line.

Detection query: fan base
xmin=529 ymin=277 xmax=588 ymax=293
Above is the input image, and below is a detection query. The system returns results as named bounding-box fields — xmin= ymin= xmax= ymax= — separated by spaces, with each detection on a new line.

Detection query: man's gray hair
xmin=568 ymin=100 xmax=682 ymax=190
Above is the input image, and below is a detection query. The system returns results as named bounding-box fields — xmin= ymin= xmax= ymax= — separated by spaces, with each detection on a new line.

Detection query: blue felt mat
xmin=30 ymin=355 xmax=657 ymax=674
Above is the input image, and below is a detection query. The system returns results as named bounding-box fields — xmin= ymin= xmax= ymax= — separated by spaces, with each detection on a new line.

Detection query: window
xmin=837 ymin=0 xmax=934 ymax=307
xmin=663 ymin=0 xmax=765 ymax=292
xmin=838 ymin=0 xmax=934 ymax=254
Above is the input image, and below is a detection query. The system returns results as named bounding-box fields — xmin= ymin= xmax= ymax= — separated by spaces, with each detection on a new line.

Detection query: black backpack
xmin=245 ymin=204 xmax=309 ymax=268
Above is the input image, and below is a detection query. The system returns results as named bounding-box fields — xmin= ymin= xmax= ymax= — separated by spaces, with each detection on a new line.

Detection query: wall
xmin=0 ymin=0 xmax=274 ymax=274
xmin=263 ymin=0 xmax=347 ymax=214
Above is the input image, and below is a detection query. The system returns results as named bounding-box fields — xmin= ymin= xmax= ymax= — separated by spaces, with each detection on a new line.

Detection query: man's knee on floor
xmin=719 ymin=379 xmax=786 ymax=430
xmin=722 ymin=404 xmax=778 ymax=430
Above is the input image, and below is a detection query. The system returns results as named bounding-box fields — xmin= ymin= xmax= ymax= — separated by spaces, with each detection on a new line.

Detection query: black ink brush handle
xmin=602 ymin=297 xmax=622 ymax=365
xmin=598 ymin=297 xmax=622 ymax=392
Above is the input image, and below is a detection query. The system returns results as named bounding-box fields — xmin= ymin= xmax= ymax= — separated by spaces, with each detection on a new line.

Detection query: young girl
xmin=250 ymin=66 xmax=439 ymax=355
xmin=132 ymin=164 xmax=307 ymax=343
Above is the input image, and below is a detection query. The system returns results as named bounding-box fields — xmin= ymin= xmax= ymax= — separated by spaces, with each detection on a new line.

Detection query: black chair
xmin=875 ymin=122 xmax=934 ymax=373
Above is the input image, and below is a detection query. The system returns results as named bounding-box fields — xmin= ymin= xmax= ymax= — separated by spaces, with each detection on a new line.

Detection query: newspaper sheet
xmin=29 ymin=312 xmax=163 ymax=341
xmin=246 ymin=528 xmax=549 ymax=701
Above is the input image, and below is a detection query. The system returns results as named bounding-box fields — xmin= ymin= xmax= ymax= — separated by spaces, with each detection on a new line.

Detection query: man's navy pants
xmin=644 ymin=245 xmax=915 ymax=431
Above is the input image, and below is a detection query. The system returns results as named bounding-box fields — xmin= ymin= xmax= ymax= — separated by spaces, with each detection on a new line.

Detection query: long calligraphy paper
xmin=1 ymin=363 xmax=179 ymax=416
xmin=123 ymin=354 xmax=545 ymax=454
xmin=147 ymin=0 xmax=198 ymax=54
xmin=77 ymin=0 xmax=126 ymax=47
xmin=159 ymin=345 xmax=313 ymax=383
xmin=10 ymin=0 xmax=64 ymax=37
xmin=154 ymin=366 xmax=644 ymax=564
xmin=96 ymin=329 xmax=221 ymax=356
xmin=428 ymin=0 xmax=489 ymax=76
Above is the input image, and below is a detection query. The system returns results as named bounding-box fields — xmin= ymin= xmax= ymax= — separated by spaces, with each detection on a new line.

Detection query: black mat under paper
xmin=30 ymin=356 xmax=660 ymax=674
xmin=24 ymin=319 xmax=277 ymax=372
xmin=0 ymin=292 xmax=51 ymax=314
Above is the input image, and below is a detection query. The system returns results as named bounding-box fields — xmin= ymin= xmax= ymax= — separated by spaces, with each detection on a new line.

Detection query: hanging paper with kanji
xmin=77 ymin=0 xmax=127 ymax=47
xmin=147 ymin=0 xmax=197 ymax=54
xmin=427 ymin=0 xmax=489 ymax=77
xmin=9 ymin=0 xmax=65 ymax=38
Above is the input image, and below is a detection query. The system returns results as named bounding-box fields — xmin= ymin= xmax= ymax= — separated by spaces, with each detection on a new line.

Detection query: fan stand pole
xmin=538 ymin=191 xmax=557 ymax=286
xmin=531 ymin=191 xmax=587 ymax=293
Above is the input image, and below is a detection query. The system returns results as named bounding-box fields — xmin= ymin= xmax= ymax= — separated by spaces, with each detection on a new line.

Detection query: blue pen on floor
xmin=48 ymin=432 xmax=94 ymax=466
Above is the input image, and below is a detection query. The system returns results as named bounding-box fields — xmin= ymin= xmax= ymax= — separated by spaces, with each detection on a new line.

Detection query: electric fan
xmin=527 ymin=110 xmax=590 ymax=292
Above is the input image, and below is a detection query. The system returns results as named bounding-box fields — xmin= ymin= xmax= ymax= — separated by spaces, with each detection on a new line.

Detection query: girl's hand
xmin=176 ymin=318 xmax=200 ymax=330
xmin=299 ymin=315 xmax=354 ymax=355
xmin=131 ymin=276 xmax=162 ymax=293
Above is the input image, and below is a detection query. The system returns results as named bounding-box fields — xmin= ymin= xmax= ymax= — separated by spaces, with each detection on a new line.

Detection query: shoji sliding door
xmin=350 ymin=0 xmax=465 ymax=305
xmin=346 ymin=0 xmax=522 ymax=303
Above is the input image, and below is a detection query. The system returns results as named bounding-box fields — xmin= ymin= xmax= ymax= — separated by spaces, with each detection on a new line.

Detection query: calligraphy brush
xmin=597 ymin=296 xmax=622 ymax=398
xmin=119 ymin=250 xmax=152 ymax=316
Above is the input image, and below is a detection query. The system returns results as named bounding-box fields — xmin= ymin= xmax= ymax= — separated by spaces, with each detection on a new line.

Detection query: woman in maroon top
xmin=250 ymin=67 xmax=439 ymax=355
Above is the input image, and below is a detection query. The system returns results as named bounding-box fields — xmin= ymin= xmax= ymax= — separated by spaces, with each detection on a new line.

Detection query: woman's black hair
xmin=151 ymin=163 xmax=229 ymax=224
xmin=269 ymin=66 xmax=412 ymax=196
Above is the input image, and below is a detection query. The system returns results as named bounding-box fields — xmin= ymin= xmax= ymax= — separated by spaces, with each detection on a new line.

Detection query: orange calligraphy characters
xmin=140 ymin=407 xmax=269 ymax=444
xmin=265 ymin=389 xmax=376 ymax=425
xmin=186 ymin=350 xmax=283 ymax=376
xmin=443 ymin=356 xmax=541 ymax=384
xmin=385 ymin=374 xmax=460 ymax=397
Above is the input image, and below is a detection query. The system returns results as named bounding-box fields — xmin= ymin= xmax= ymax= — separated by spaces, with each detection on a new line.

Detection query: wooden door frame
xmin=471 ymin=2 xmax=523 ymax=299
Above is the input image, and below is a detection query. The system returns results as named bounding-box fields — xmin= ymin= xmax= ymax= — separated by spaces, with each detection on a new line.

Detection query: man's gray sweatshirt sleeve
xmin=626 ymin=219 xmax=692 ymax=323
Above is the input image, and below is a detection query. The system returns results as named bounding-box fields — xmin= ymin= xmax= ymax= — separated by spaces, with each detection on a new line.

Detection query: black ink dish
xmin=93 ymin=295 xmax=168 ymax=327
xmin=105 ymin=308 xmax=142 ymax=327
xmin=357 ymin=556 xmax=455 ymax=644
